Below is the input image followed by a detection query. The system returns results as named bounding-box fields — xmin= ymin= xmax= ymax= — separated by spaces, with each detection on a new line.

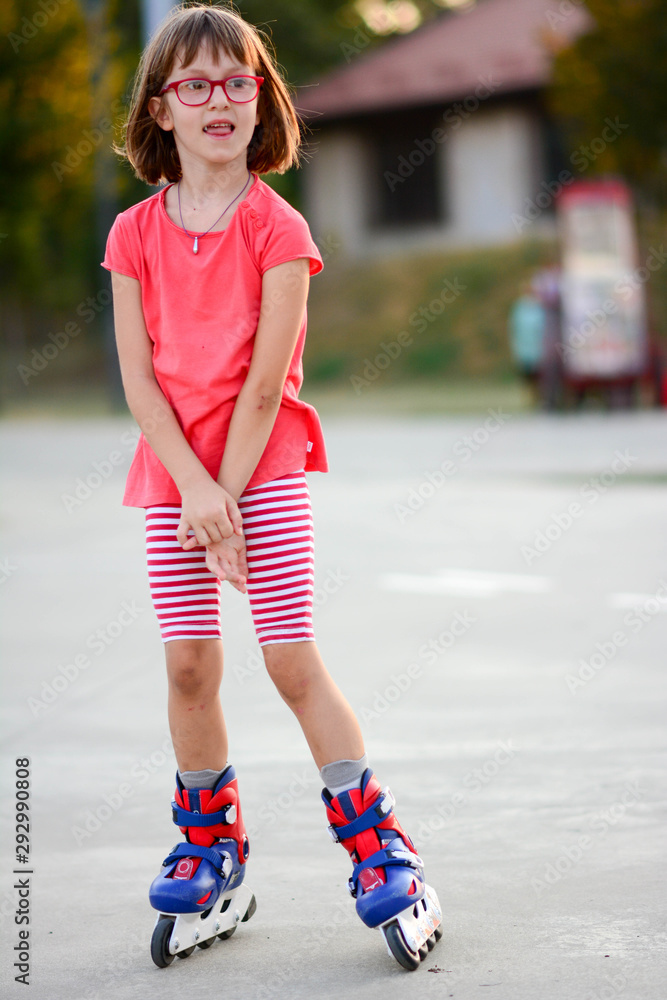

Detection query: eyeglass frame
xmin=159 ymin=75 xmax=265 ymax=106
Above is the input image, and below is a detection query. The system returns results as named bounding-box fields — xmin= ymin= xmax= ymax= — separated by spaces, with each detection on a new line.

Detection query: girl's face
xmin=148 ymin=45 xmax=261 ymax=177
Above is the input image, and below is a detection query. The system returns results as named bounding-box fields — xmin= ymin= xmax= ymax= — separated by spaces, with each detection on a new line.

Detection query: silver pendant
xmin=193 ymin=237 xmax=199 ymax=254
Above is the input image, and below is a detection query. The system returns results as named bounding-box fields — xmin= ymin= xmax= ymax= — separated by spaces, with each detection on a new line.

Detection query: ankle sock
xmin=320 ymin=754 xmax=369 ymax=796
xmin=178 ymin=767 xmax=227 ymax=790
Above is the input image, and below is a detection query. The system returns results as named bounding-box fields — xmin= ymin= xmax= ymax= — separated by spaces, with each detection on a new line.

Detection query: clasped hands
xmin=176 ymin=483 xmax=248 ymax=593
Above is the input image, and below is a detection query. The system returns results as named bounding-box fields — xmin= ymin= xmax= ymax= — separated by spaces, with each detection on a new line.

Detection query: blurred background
xmin=1 ymin=0 xmax=666 ymax=416
xmin=2 ymin=8 xmax=666 ymax=994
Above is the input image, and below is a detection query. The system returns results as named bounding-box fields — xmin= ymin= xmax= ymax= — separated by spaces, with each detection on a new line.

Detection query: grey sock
xmin=179 ymin=767 xmax=227 ymax=790
xmin=320 ymin=754 xmax=369 ymax=796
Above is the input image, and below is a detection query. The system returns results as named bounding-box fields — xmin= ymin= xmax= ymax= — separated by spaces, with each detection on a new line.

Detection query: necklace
xmin=177 ymin=172 xmax=252 ymax=254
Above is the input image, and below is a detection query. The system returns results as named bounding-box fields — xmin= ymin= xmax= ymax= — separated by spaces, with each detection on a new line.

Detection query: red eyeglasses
xmin=159 ymin=75 xmax=264 ymax=106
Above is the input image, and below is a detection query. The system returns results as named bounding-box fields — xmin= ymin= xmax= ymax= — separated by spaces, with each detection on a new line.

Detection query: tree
xmin=548 ymin=0 xmax=667 ymax=205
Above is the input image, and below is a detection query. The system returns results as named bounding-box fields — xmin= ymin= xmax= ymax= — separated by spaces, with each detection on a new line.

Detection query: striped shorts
xmin=145 ymin=471 xmax=315 ymax=645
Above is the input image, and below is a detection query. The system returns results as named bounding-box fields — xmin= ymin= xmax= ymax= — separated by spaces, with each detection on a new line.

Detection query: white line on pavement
xmin=379 ymin=568 xmax=552 ymax=597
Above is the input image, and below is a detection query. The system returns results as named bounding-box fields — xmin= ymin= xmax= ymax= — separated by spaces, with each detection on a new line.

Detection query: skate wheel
xmin=196 ymin=936 xmax=213 ymax=949
xmin=176 ymin=947 xmax=195 ymax=959
xmin=150 ymin=917 xmax=175 ymax=968
xmin=434 ymin=924 xmax=444 ymax=942
xmin=218 ymin=925 xmax=237 ymax=940
xmin=242 ymin=893 xmax=257 ymax=922
xmin=427 ymin=933 xmax=436 ymax=951
xmin=384 ymin=921 xmax=420 ymax=972
xmin=418 ymin=944 xmax=429 ymax=961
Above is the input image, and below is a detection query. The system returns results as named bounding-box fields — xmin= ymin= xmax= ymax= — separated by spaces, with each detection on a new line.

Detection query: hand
xmin=204 ymin=533 xmax=248 ymax=593
xmin=177 ymin=480 xmax=243 ymax=550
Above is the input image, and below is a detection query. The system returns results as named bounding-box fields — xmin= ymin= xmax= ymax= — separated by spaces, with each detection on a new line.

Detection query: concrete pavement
xmin=1 ymin=408 xmax=666 ymax=999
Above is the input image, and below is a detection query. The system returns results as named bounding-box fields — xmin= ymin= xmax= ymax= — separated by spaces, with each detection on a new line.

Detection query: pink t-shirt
xmin=101 ymin=172 xmax=328 ymax=507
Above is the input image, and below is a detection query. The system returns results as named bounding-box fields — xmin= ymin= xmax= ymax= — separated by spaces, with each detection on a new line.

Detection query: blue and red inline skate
xmin=323 ymin=768 xmax=443 ymax=970
xmin=148 ymin=764 xmax=256 ymax=967
xmin=148 ymin=764 xmax=440 ymax=970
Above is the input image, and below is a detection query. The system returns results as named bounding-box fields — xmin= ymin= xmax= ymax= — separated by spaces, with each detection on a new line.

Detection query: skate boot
xmin=323 ymin=768 xmax=442 ymax=970
xmin=149 ymin=764 xmax=256 ymax=967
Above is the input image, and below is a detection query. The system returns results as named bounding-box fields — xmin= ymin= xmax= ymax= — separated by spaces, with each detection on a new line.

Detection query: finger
xmin=237 ymin=546 xmax=248 ymax=581
xmin=224 ymin=567 xmax=247 ymax=594
xmin=176 ymin=516 xmax=192 ymax=546
xmin=205 ymin=521 xmax=223 ymax=544
xmin=227 ymin=500 xmax=244 ymax=535
xmin=216 ymin=550 xmax=246 ymax=590
xmin=194 ymin=526 xmax=212 ymax=547
xmin=181 ymin=536 xmax=200 ymax=550
xmin=216 ymin=519 xmax=235 ymax=541
xmin=205 ymin=549 xmax=226 ymax=581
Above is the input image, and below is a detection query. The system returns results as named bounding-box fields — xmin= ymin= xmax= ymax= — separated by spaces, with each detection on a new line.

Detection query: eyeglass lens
xmin=178 ymin=77 xmax=259 ymax=104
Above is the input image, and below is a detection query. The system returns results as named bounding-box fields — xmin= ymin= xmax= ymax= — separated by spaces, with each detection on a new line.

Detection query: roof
xmin=296 ymin=0 xmax=591 ymax=120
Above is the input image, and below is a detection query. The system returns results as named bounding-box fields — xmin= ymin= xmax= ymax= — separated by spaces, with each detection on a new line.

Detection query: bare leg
xmin=165 ymin=638 xmax=228 ymax=771
xmin=262 ymin=640 xmax=365 ymax=769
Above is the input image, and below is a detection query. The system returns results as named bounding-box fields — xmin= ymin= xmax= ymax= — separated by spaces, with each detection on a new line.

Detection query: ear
xmin=148 ymin=95 xmax=174 ymax=131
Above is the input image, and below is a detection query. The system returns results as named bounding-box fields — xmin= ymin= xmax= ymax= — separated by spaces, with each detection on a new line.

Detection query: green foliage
xmin=549 ymin=0 xmax=667 ymax=202
xmin=304 ymin=240 xmax=556 ymax=383
xmin=0 ymin=1 xmax=92 ymax=305
xmin=0 ymin=0 xmax=466 ymax=344
xmin=0 ymin=0 xmax=144 ymax=342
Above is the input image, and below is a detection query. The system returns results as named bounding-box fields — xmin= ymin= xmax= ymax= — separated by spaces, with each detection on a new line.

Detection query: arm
xmin=109 ymin=271 xmax=244 ymax=555
xmin=216 ymin=257 xmax=311 ymax=500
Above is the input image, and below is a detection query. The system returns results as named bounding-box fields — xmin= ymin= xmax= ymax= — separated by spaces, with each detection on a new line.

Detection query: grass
xmin=304 ymin=238 xmax=558 ymax=385
xmin=0 ymin=375 xmax=535 ymax=421
xmin=3 ymin=230 xmax=665 ymax=421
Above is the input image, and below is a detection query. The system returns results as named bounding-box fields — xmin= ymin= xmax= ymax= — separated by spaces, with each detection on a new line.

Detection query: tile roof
xmin=296 ymin=0 xmax=591 ymax=119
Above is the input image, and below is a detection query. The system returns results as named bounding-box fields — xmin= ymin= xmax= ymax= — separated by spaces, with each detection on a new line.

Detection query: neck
xmin=177 ymin=161 xmax=252 ymax=211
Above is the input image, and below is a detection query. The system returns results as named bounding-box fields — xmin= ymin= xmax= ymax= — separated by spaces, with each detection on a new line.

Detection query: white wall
xmin=302 ymin=103 xmax=554 ymax=258
xmin=446 ymin=104 xmax=542 ymax=241
xmin=301 ymin=129 xmax=371 ymax=256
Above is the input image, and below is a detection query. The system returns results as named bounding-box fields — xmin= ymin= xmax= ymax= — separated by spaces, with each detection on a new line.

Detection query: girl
xmin=102 ymin=1 xmax=441 ymax=971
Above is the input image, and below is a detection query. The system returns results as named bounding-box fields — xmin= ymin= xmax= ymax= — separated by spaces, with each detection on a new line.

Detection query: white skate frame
xmin=155 ymin=883 xmax=255 ymax=955
xmin=380 ymin=884 xmax=442 ymax=958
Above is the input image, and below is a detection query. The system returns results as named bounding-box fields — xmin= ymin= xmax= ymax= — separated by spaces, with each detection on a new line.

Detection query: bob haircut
xmin=117 ymin=2 xmax=302 ymax=185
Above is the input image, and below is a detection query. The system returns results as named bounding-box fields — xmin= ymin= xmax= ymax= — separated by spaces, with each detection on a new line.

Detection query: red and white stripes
xmin=145 ymin=471 xmax=315 ymax=645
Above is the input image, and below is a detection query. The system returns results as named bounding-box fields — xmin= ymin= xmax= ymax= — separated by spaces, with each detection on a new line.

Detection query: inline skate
xmin=149 ymin=764 xmax=255 ymax=967
xmin=323 ymin=768 xmax=442 ymax=970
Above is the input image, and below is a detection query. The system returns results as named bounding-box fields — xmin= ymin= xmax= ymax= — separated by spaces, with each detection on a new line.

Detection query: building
xmin=296 ymin=0 xmax=590 ymax=257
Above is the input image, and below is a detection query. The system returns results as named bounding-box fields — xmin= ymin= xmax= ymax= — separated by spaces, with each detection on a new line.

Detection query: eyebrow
xmin=178 ymin=65 xmax=250 ymax=75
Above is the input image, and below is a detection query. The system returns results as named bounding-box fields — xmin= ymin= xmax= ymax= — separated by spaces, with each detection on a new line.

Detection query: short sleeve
xmin=252 ymin=206 xmax=323 ymax=277
xmin=101 ymin=213 xmax=140 ymax=279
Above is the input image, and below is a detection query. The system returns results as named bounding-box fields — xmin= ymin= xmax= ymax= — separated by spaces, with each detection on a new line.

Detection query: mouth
xmin=203 ymin=121 xmax=235 ymax=136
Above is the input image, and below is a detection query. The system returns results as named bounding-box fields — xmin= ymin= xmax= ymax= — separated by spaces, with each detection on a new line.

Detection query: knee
xmin=166 ymin=641 xmax=220 ymax=699
xmin=262 ymin=642 xmax=314 ymax=708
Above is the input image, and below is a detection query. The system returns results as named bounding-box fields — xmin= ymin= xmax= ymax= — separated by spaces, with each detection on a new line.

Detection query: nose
xmin=209 ymin=82 xmax=230 ymax=105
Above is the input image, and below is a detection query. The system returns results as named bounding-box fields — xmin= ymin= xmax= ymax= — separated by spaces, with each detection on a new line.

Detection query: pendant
xmin=193 ymin=237 xmax=199 ymax=254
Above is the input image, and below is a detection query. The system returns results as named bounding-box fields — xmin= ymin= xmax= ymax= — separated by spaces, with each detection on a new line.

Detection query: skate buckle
xmin=220 ymin=855 xmax=233 ymax=879
xmin=327 ymin=824 xmax=341 ymax=844
xmin=387 ymin=847 xmax=424 ymax=869
xmin=376 ymin=787 xmax=395 ymax=819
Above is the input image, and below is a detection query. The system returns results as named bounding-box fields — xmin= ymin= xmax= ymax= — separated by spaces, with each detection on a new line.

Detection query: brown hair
xmin=116 ymin=2 xmax=302 ymax=184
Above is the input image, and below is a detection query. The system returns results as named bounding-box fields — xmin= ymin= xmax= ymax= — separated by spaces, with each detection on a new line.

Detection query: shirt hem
xmin=122 ymin=461 xmax=328 ymax=508
xmin=100 ymin=261 xmax=139 ymax=279
xmin=261 ymin=252 xmax=323 ymax=277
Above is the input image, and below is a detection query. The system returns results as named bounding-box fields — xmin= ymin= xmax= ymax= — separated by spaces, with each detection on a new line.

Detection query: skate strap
xmin=162 ymin=842 xmax=228 ymax=872
xmin=351 ymin=847 xmax=424 ymax=888
xmin=328 ymin=788 xmax=396 ymax=843
xmin=172 ymin=801 xmax=236 ymax=828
